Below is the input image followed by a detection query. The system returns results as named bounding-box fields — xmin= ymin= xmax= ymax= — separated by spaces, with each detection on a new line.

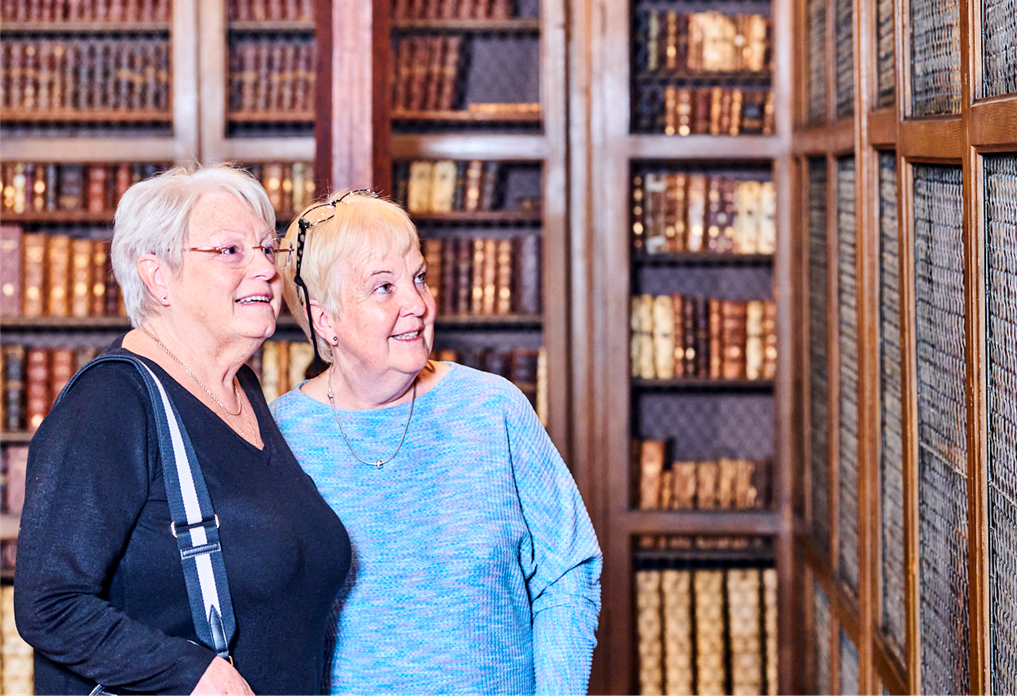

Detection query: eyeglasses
xmin=184 ymin=240 xmax=294 ymax=267
xmin=294 ymin=189 xmax=380 ymax=364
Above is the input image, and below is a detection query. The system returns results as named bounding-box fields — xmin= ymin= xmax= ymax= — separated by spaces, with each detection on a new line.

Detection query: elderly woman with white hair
xmin=270 ymin=190 xmax=602 ymax=695
xmin=14 ymin=164 xmax=351 ymax=695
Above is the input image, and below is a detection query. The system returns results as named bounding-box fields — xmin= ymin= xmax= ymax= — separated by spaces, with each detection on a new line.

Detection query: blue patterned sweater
xmin=270 ymin=364 xmax=602 ymax=695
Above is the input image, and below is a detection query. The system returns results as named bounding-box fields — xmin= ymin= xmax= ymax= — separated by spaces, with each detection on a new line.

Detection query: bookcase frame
xmin=792 ymin=0 xmax=1017 ymax=685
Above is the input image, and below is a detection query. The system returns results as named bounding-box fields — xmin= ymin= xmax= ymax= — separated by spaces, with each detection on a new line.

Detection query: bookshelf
xmin=793 ymin=0 xmax=1017 ymax=687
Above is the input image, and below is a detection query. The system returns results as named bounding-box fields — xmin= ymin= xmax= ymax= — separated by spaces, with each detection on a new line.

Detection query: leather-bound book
xmin=635 ymin=294 xmax=655 ymax=379
xmin=740 ymin=89 xmax=765 ymax=134
xmin=423 ymin=36 xmax=446 ymax=111
xmin=479 ymin=161 xmax=501 ymax=211
xmin=21 ymin=233 xmax=47 ymax=317
xmin=91 ymin=240 xmax=109 ymax=316
xmin=9 ymin=163 xmax=27 ymax=215
xmin=0 ymin=226 xmax=22 ymax=317
xmin=455 ymin=237 xmax=473 ymax=315
xmin=676 ymin=87 xmax=693 ymax=136
xmin=644 ymin=172 xmax=667 ymax=253
xmin=708 ymin=297 xmax=722 ymax=378
xmin=639 ymin=439 xmax=666 ymax=509
xmin=719 ymin=177 xmax=738 ymax=252
xmin=645 ymin=10 xmax=659 ymax=71
xmin=47 ymin=233 xmax=71 ymax=317
xmin=718 ymin=87 xmax=734 ymax=136
xmin=682 ymin=295 xmax=697 ymax=376
xmin=686 ymin=173 xmax=707 ymax=252
xmin=745 ymin=299 xmax=765 ymax=379
xmin=671 ymin=293 xmax=685 ymax=377
xmin=44 ymin=163 xmax=59 ymax=211
xmin=652 ymin=294 xmax=675 ymax=379
xmin=758 ymin=181 xmax=777 ymax=254
xmin=662 ymin=569 xmax=694 ymax=695
xmin=429 ymin=159 xmax=458 ymax=213
xmin=105 ymin=249 xmax=122 ymax=317
xmin=694 ymin=570 xmax=726 ymax=695
xmin=481 ymin=238 xmax=498 ymax=315
xmin=729 ymin=88 xmax=743 ymax=135
xmin=664 ymin=11 xmax=679 ymax=70
xmin=452 ymin=160 xmax=469 ymax=211
xmin=437 ymin=35 xmax=462 ymax=111
xmin=422 ymin=238 xmax=443 ymax=308
xmin=457 ymin=0 xmax=476 ymax=19
xmin=509 ymin=349 xmax=539 ymax=407
xmin=762 ymin=90 xmax=775 ymax=135
xmin=267 ymin=41 xmax=285 ymax=113
xmin=717 ymin=457 xmax=738 ymax=509
xmin=470 ymin=238 xmax=485 ymax=315
xmin=514 ymin=234 xmax=541 ymax=315
xmin=728 ymin=568 xmax=764 ymax=695
xmin=696 ymin=458 xmax=720 ymax=508
xmin=664 ymin=86 xmax=678 ymax=135
xmin=25 ymin=347 xmax=50 ymax=432
xmin=463 ymin=160 xmax=485 ymax=212
xmin=686 ymin=13 xmax=704 ymax=70
xmin=705 ymin=176 xmax=723 ymax=252
xmin=721 ymin=299 xmax=747 ymax=379
xmin=70 ymin=237 xmax=93 ymax=318
xmin=631 ymin=297 xmax=642 ymax=378
xmin=58 ymin=163 xmax=84 ymax=211
xmin=671 ymin=460 xmax=697 ymax=509
xmin=2 ymin=346 xmax=25 ymax=433
xmin=441 ymin=236 xmax=458 ymax=315
xmin=695 ymin=297 xmax=710 ymax=377
xmin=734 ymin=180 xmax=761 ymax=253
xmin=260 ymin=341 xmax=282 ymax=403
xmin=406 ymin=36 xmax=431 ymax=111
xmin=114 ymin=162 xmax=132 ymax=205
xmin=31 ymin=163 xmax=46 ymax=212
xmin=489 ymin=0 xmax=511 ymax=18
xmin=692 ymin=87 xmax=712 ymax=134
xmin=87 ymin=164 xmax=107 ymax=213
xmin=407 ymin=160 xmax=435 ymax=213
xmin=665 ymin=172 xmax=687 ymax=252
xmin=708 ymin=86 xmax=724 ymax=135
xmin=263 ymin=163 xmax=284 ymax=212
xmin=50 ymin=347 xmax=75 ymax=404
xmin=763 ymin=299 xmax=777 ymax=378
xmin=636 ymin=570 xmax=664 ymax=694
xmin=495 ymin=238 xmax=513 ymax=315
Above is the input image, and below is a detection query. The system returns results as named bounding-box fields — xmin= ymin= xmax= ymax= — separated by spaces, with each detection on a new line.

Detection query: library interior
xmin=1 ymin=0 xmax=1016 ymax=693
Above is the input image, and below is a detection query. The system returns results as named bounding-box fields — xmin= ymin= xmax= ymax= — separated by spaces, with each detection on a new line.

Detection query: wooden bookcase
xmin=792 ymin=0 xmax=1017 ymax=688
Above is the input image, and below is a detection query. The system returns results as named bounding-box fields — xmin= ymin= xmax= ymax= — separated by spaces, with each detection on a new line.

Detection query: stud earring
xmin=162 ymin=295 xmax=167 ymax=301
xmin=332 ymin=336 xmax=338 ymax=342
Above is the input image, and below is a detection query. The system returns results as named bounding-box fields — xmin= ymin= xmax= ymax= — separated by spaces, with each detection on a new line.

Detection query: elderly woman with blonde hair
xmin=15 ymin=164 xmax=351 ymax=695
xmin=270 ymin=189 xmax=602 ymax=695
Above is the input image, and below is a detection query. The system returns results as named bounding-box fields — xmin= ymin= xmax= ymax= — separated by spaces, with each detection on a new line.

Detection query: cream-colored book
xmin=745 ymin=300 xmax=765 ymax=379
xmin=429 ymin=159 xmax=458 ymax=213
xmin=764 ymin=568 xmax=779 ymax=695
xmin=661 ymin=569 xmax=693 ymax=695
xmin=728 ymin=569 xmax=763 ymax=696
xmin=653 ymin=294 xmax=675 ymax=379
xmin=694 ymin=570 xmax=726 ymax=695
xmin=637 ymin=570 xmax=664 ymax=695
xmin=407 ymin=160 xmax=435 ymax=213
xmin=637 ymin=294 xmax=656 ymax=379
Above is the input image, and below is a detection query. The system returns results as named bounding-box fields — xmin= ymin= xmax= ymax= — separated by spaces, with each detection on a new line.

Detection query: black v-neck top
xmin=14 ymin=339 xmax=351 ymax=695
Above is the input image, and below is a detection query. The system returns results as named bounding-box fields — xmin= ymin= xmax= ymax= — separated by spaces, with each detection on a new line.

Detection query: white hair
xmin=111 ymin=163 xmax=275 ymax=326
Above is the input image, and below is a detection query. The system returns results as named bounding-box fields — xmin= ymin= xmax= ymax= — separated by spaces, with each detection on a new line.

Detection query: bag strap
xmin=60 ymin=353 xmax=236 ymax=660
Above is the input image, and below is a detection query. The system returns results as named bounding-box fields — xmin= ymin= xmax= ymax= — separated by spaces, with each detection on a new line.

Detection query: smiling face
xmin=327 ymin=244 xmax=436 ymax=384
xmin=168 ymin=190 xmax=282 ymax=345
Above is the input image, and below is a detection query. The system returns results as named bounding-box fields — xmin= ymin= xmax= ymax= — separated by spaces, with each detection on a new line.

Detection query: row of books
xmin=630 ymin=295 xmax=777 ymax=381
xmin=420 ymin=236 xmax=541 ymax=317
xmin=0 ymin=586 xmax=34 ymax=695
xmin=0 ymin=162 xmax=167 ymax=215
xmin=639 ymin=10 xmax=771 ymax=74
xmin=876 ymin=0 xmax=895 ymax=106
xmin=636 ymin=564 xmax=777 ymax=696
xmin=658 ymin=86 xmax=773 ymax=137
xmin=432 ymin=347 xmax=547 ymax=424
xmin=392 ymin=0 xmax=514 ymax=20
xmin=392 ymin=36 xmax=462 ymax=113
xmin=806 ymin=0 xmax=825 ymax=123
xmin=228 ymin=37 xmax=316 ymax=115
xmin=246 ymin=161 xmax=316 ymax=216
xmin=1 ymin=345 xmax=102 ymax=433
xmin=633 ymin=173 xmax=776 ymax=255
xmin=2 ymin=38 xmax=171 ymax=114
xmin=1 ymin=230 xmax=124 ymax=319
xmin=634 ymin=444 xmax=770 ymax=512
xmin=1 ymin=0 xmax=170 ymax=22
xmin=396 ymin=160 xmax=522 ymax=214
xmin=227 ymin=0 xmax=313 ymax=22
xmin=834 ymin=0 xmax=853 ymax=119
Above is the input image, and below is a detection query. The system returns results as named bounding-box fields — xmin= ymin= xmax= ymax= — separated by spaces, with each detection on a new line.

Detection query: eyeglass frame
xmin=293 ymin=189 xmax=380 ymax=365
xmin=182 ymin=239 xmax=294 ymax=267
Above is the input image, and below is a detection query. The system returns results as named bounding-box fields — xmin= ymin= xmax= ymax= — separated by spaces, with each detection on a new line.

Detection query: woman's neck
xmin=325 ymin=362 xmax=418 ymax=411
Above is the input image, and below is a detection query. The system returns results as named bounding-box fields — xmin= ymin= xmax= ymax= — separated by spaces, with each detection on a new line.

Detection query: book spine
xmin=440 ymin=236 xmax=458 ymax=315
xmin=708 ymin=297 xmax=721 ymax=378
xmin=636 ymin=294 xmax=655 ymax=379
xmin=455 ymin=236 xmax=472 ymax=315
xmin=70 ymin=237 xmax=93 ymax=318
xmin=662 ymin=569 xmax=694 ymax=694
xmin=481 ymin=238 xmax=498 ymax=315
xmin=2 ymin=346 xmax=26 ymax=432
xmin=636 ymin=570 xmax=664 ymax=694
xmin=515 ymin=234 xmax=541 ymax=315
xmin=652 ymin=294 xmax=675 ymax=379
xmin=25 ymin=346 xmax=50 ymax=432
xmin=21 ymin=232 xmax=47 ymax=318
xmin=46 ymin=233 xmax=71 ymax=317
xmin=0 ymin=226 xmax=23 ymax=317
xmin=495 ymin=238 xmax=513 ymax=315
xmin=694 ymin=570 xmax=726 ymax=694
xmin=470 ymin=238 xmax=485 ymax=315
xmin=422 ymin=238 xmax=443 ymax=309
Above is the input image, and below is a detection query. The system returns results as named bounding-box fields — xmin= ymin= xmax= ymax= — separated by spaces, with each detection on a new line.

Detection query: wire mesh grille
xmin=913 ymin=164 xmax=970 ymax=696
xmin=839 ymin=629 xmax=860 ymax=696
xmin=910 ymin=0 xmax=961 ymax=115
xmin=982 ymin=0 xmax=1017 ymax=97
xmin=806 ymin=0 xmax=826 ymax=124
xmin=877 ymin=0 xmax=896 ymax=106
xmin=813 ymin=577 xmax=831 ymax=695
xmin=878 ymin=152 xmax=906 ymax=661
xmin=985 ymin=154 xmax=1017 ymax=696
xmin=808 ymin=158 xmax=830 ymax=555
xmin=834 ymin=0 xmax=854 ymax=119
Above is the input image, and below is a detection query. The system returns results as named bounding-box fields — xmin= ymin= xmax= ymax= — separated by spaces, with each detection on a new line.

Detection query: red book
xmin=25 ymin=347 xmax=50 ymax=432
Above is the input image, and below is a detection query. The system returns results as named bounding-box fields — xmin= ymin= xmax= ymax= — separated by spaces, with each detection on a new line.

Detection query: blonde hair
xmin=279 ymin=191 xmax=420 ymax=362
xmin=112 ymin=163 xmax=275 ymax=326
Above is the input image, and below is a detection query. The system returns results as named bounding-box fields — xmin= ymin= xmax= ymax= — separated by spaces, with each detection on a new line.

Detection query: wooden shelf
xmin=0 ymin=316 xmax=130 ymax=329
xmin=392 ymin=133 xmax=550 ymax=160
xmin=412 ymin=210 xmax=543 ymax=224
xmin=227 ymin=111 xmax=315 ymax=124
xmin=632 ymin=250 xmax=774 ymax=265
xmin=392 ymin=18 xmax=541 ymax=32
xmin=633 ymin=543 xmax=775 ymax=566
xmin=0 ymin=432 xmax=34 ymax=445
xmin=1 ymin=211 xmax=115 ymax=224
xmin=623 ymin=509 xmax=783 ymax=535
xmin=2 ymin=21 xmax=170 ymax=33
xmin=227 ymin=20 xmax=315 ymax=33
xmin=626 ymin=134 xmax=782 ymax=159
xmin=632 ymin=377 xmax=774 ymax=392
xmin=1 ymin=109 xmax=172 ymax=123
xmin=393 ymin=109 xmax=541 ymax=123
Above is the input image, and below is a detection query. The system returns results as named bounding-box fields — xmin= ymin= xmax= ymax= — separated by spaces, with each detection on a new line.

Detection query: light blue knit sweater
xmin=270 ymin=364 xmax=602 ymax=695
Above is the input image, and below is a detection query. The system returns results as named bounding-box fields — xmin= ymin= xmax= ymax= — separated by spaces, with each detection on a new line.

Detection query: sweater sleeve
xmin=13 ymin=363 xmax=216 ymax=694
xmin=504 ymin=389 xmax=602 ymax=696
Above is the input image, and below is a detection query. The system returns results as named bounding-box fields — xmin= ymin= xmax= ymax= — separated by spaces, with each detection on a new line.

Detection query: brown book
xmin=727 ymin=568 xmax=764 ymax=695
xmin=719 ymin=178 xmax=738 ymax=253
xmin=406 ymin=36 xmax=431 ymax=111
xmin=696 ymin=460 xmax=719 ymax=509
xmin=436 ymin=35 xmax=462 ymax=111
xmin=664 ymin=85 xmax=678 ymax=135
xmin=662 ymin=568 xmax=694 ymax=694
xmin=455 ymin=237 xmax=473 ymax=315
xmin=671 ymin=460 xmax=698 ymax=510
xmin=50 ymin=347 xmax=74 ymax=404
xmin=763 ymin=300 xmax=778 ymax=379
xmin=481 ymin=238 xmax=498 ymax=315
xmin=639 ymin=439 xmax=666 ymax=509
xmin=494 ymin=238 xmax=513 ymax=315
xmin=652 ymin=294 xmax=675 ymax=379
xmin=705 ymin=176 xmax=723 ymax=252
xmin=463 ymin=160 xmax=484 ymax=212
xmin=238 ymin=40 xmax=258 ymax=113
xmin=25 ymin=347 xmax=50 ymax=432
xmin=682 ymin=296 xmax=697 ymax=377
xmin=745 ymin=299 xmax=765 ymax=379
xmin=87 ymin=164 xmax=106 ymax=213
xmin=762 ymin=90 xmax=775 ymax=135
xmin=671 ymin=293 xmax=685 ymax=378
xmin=440 ymin=237 xmax=458 ymax=315
xmin=690 ymin=87 xmax=710 ymax=134
xmin=687 ymin=13 xmax=704 ymax=70
xmin=729 ymin=88 xmax=743 ymax=135
xmin=4 ymin=446 xmax=29 ymax=515
xmin=722 ymin=300 xmax=747 ymax=379
xmin=708 ymin=298 xmax=722 ymax=378
xmin=635 ymin=295 xmax=655 ymax=379
xmin=91 ymin=240 xmax=109 ymax=316
xmin=686 ymin=174 xmax=707 ymax=252
xmin=718 ymin=88 xmax=734 ymax=136
xmin=2 ymin=346 xmax=26 ymax=433
xmin=664 ymin=11 xmax=679 ymax=70
xmin=392 ymin=37 xmax=414 ymax=110
xmin=708 ymin=87 xmax=724 ymax=135
xmin=479 ymin=161 xmax=500 ymax=211
xmin=741 ymin=89 xmax=766 ymax=134
xmin=676 ymin=87 xmax=693 ymax=136
xmin=437 ymin=0 xmax=458 ymax=18
xmin=47 ymin=233 xmax=71 ymax=317
xmin=717 ymin=457 xmax=738 ymax=509
xmin=260 ymin=341 xmax=281 ymax=403
xmin=10 ymin=163 xmax=27 ymax=214
xmin=631 ymin=174 xmax=645 ymax=250
xmin=509 ymin=349 xmax=539 ymax=406
xmin=665 ymin=172 xmax=687 ymax=252
xmin=21 ymin=232 xmax=47 ymax=317
xmin=470 ymin=238 xmax=485 ymax=315
xmin=429 ymin=159 xmax=458 ymax=213
xmin=636 ymin=569 xmax=664 ymax=692
xmin=31 ymin=162 xmax=46 ymax=212
xmin=70 ymin=237 xmax=92 ymax=318
xmin=695 ymin=296 xmax=710 ymax=377
xmin=457 ymin=0 xmax=475 ymax=19
xmin=422 ymin=238 xmax=443 ymax=309
xmin=644 ymin=172 xmax=667 ymax=253
xmin=0 ymin=226 xmax=22 ymax=316
xmin=515 ymin=234 xmax=541 ymax=315
xmin=408 ymin=0 xmax=427 ymax=19
xmin=422 ymin=36 xmax=446 ymax=111
xmin=646 ymin=10 xmax=660 ymax=71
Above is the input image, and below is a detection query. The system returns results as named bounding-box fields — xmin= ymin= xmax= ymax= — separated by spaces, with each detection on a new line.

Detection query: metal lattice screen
xmin=835 ymin=0 xmax=854 ymax=119
xmin=985 ymin=153 xmax=1017 ymax=696
xmin=839 ymin=629 xmax=860 ymax=696
xmin=808 ymin=158 xmax=830 ymax=554
xmin=837 ymin=157 xmax=859 ymax=595
xmin=879 ymin=152 xmax=906 ymax=661
xmin=910 ymin=0 xmax=961 ymax=115
xmin=877 ymin=0 xmax=896 ymax=106
xmin=812 ymin=577 xmax=831 ymax=695
xmin=806 ymin=0 xmax=826 ymax=123
xmin=982 ymin=0 xmax=1017 ymax=98
xmin=913 ymin=164 xmax=970 ymax=695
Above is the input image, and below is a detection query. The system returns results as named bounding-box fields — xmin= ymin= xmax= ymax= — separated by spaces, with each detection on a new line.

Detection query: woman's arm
xmin=14 ymin=363 xmax=217 ymax=694
xmin=505 ymin=390 xmax=603 ymax=695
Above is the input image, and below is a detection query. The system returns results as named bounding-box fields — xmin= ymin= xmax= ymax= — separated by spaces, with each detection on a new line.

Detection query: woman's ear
xmin=310 ymin=300 xmax=337 ymax=345
xmin=137 ymin=254 xmax=170 ymax=305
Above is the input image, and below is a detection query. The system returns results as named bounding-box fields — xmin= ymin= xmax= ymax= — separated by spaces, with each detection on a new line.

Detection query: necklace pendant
xmin=373 ymin=460 xmax=384 ymax=469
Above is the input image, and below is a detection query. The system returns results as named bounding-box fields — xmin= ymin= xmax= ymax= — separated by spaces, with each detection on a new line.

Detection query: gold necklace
xmin=141 ymin=326 xmax=244 ymax=417
xmin=326 ymin=365 xmax=416 ymax=469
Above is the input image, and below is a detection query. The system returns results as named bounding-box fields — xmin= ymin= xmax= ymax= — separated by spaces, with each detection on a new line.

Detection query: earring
xmin=332 ymin=336 xmax=338 ymax=342
xmin=162 ymin=295 xmax=167 ymax=301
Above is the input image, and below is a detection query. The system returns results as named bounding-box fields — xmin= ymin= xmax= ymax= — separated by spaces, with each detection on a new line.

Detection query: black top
xmin=14 ymin=341 xmax=351 ymax=695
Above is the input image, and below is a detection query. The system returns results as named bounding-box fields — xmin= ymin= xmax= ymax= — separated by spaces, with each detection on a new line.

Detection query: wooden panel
xmin=898 ymin=118 xmax=965 ymax=160
xmin=794 ymin=119 xmax=854 ymax=154
xmin=868 ymin=107 xmax=898 ymax=146
xmin=0 ymin=138 xmax=182 ymax=163
xmin=970 ymin=97 xmax=1017 ymax=149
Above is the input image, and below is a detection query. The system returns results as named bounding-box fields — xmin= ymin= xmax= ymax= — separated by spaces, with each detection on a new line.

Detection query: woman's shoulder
xmin=269 ymin=384 xmax=318 ymax=421
xmin=433 ymin=363 xmax=532 ymax=413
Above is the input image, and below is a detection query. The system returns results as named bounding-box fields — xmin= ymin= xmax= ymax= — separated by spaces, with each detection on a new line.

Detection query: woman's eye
xmin=220 ymin=245 xmax=243 ymax=256
xmin=416 ymin=272 xmax=427 ymax=284
xmin=377 ymin=283 xmax=393 ymax=293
